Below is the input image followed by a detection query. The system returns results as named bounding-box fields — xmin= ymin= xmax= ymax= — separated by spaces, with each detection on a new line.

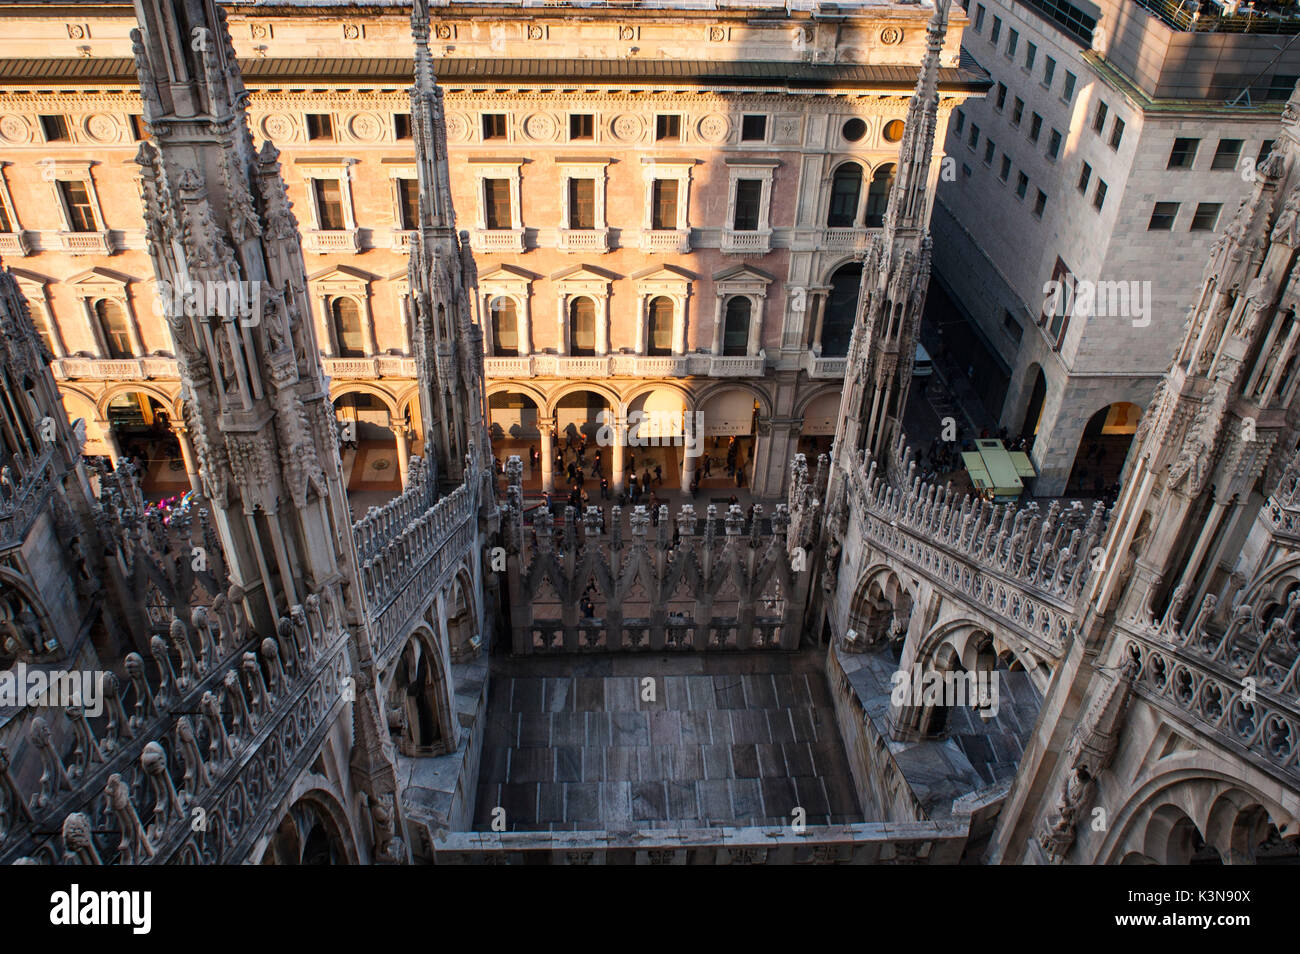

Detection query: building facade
xmin=932 ymin=0 xmax=1299 ymax=495
xmin=0 ymin=0 xmax=984 ymax=503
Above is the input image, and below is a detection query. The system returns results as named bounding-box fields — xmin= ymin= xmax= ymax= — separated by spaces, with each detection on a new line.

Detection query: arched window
xmin=866 ymin=164 xmax=896 ymax=228
xmin=723 ymin=297 xmax=751 ymax=357
xmin=827 ymin=163 xmax=863 ymax=228
xmin=95 ymin=299 xmax=132 ymax=359
xmin=569 ymin=297 xmax=596 ymax=356
xmin=647 ymin=296 xmax=674 ymax=356
xmin=821 ymin=263 xmax=861 ymax=357
xmin=331 ymin=298 xmax=365 ymax=358
xmin=491 ymin=297 xmax=519 ymax=356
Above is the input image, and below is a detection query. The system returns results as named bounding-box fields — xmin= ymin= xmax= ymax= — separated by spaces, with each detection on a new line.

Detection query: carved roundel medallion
xmin=697 ymin=114 xmax=730 ymax=144
xmin=445 ymin=113 xmax=470 ymax=142
xmin=611 ymin=113 xmax=643 ymax=143
xmin=349 ymin=112 xmax=384 ymax=143
xmin=262 ymin=113 xmax=297 ymax=142
xmin=880 ymin=27 xmax=904 ymax=45
xmin=85 ymin=113 xmax=121 ymax=143
xmin=0 ymin=114 xmax=32 ymax=144
xmin=523 ymin=112 xmax=558 ymax=142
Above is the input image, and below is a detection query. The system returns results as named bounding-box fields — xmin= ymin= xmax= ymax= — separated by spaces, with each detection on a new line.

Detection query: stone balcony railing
xmin=54 ymin=231 xmax=114 ymax=256
xmin=0 ymin=448 xmax=57 ymax=553
xmin=639 ymin=228 xmax=691 ymax=253
xmin=303 ymin=229 xmax=362 ymax=254
xmin=804 ymin=353 xmax=848 ymax=379
xmin=693 ymin=353 xmax=765 ymax=377
xmin=0 ymin=232 xmax=32 ymax=256
xmin=845 ymin=455 xmax=1107 ymax=658
xmin=0 ymin=589 xmax=351 ymax=865
xmin=471 ymin=228 xmax=526 ymax=253
xmin=53 ymin=356 xmax=180 ymax=381
xmin=720 ymin=229 xmax=772 ymax=255
xmin=321 ymin=355 xmax=416 ymax=380
xmin=820 ymin=227 xmax=877 ymax=254
xmin=557 ymin=228 xmax=611 ymax=253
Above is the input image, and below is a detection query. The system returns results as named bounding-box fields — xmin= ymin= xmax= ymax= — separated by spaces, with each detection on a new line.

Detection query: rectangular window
xmin=40 ymin=115 xmax=70 ymax=142
xmin=1191 ymin=202 xmax=1223 ymax=231
xmin=968 ymin=123 xmax=981 ymax=149
xmin=741 ymin=115 xmax=768 ymax=141
xmin=1148 ymin=201 xmax=1179 ymax=231
xmin=1268 ymin=74 xmax=1299 ymax=101
xmin=1033 ymin=189 xmax=1047 ymax=218
xmin=568 ymin=178 xmax=596 ymax=229
xmin=1109 ymin=117 xmax=1125 ymax=150
xmin=1046 ymin=257 xmax=1073 ymax=341
xmin=569 ymin=113 xmax=594 ymax=141
xmin=1062 ymin=71 xmax=1077 ymax=102
xmin=1011 ymin=98 xmax=1024 ymax=127
xmin=397 ymin=178 xmax=419 ymax=230
xmin=58 ymin=180 xmax=97 ymax=231
xmin=1092 ymin=101 xmax=1108 ymax=133
xmin=483 ymin=178 xmax=512 ymax=230
xmin=652 ymin=178 xmax=679 ymax=230
xmin=1006 ymin=28 xmax=1019 ymax=58
xmin=0 ymin=197 xmax=12 ymax=233
xmin=955 ymin=109 xmax=967 ymax=135
xmin=990 ymin=15 xmax=1002 ymax=44
xmin=312 ymin=178 xmax=345 ymax=230
xmin=656 ymin=114 xmax=682 ymax=141
xmin=975 ymin=4 xmax=986 ymax=31
xmin=1077 ymin=162 xmax=1092 ymax=194
xmin=1212 ymin=138 xmax=1243 ymax=170
xmin=999 ymin=155 xmax=1011 ymax=182
xmin=128 ymin=114 xmax=147 ymax=141
xmin=1093 ymin=179 xmax=1107 ymax=211
xmin=394 ymin=114 xmax=412 ymax=140
xmin=996 ymin=82 xmax=1008 ymax=110
xmin=1048 ymin=129 xmax=1062 ymax=160
xmin=306 ymin=114 xmax=334 ymax=141
xmin=1168 ymin=137 xmax=1199 ymax=169
xmin=1043 ymin=56 xmax=1056 ymax=89
xmin=1029 ymin=113 xmax=1042 ymax=143
xmin=733 ymin=179 xmax=763 ymax=231
xmin=1003 ymin=310 xmax=1023 ymax=344
xmin=1025 ymin=42 xmax=1037 ymax=71
xmin=1259 ymin=139 xmax=1277 ymax=165
xmin=1016 ymin=172 xmax=1029 ymax=199
xmin=984 ymin=138 xmax=996 ymax=165
xmin=482 ymin=113 xmax=508 ymax=140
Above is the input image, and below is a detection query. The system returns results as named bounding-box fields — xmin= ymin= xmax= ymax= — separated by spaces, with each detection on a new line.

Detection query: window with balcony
xmin=652 ymin=178 xmax=680 ymax=230
xmin=567 ymin=178 xmax=596 ymax=230
xmin=1191 ymin=202 xmax=1223 ymax=232
xmin=1148 ymin=202 xmax=1179 ymax=231
xmin=483 ymin=178 xmax=513 ymax=230
xmin=331 ymin=298 xmax=365 ymax=358
xmin=1212 ymin=139 xmax=1243 ymax=170
xmin=655 ymin=114 xmax=682 ymax=142
xmin=396 ymin=177 xmax=419 ymax=230
xmin=647 ymin=297 xmax=674 ymax=356
xmin=482 ymin=113 xmax=508 ymax=140
xmin=306 ymin=114 xmax=334 ymax=141
xmin=313 ymin=178 xmax=346 ymax=231
xmin=821 ymin=263 xmax=860 ymax=357
xmin=95 ymin=299 xmax=132 ymax=359
xmin=733 ymin=179 xmax=763 ymax=231
xmin=569 ymin=297 xmax=597 ymax=356
xmin=1168 ymin=138 xmax=1199 ymax=169
xmin=58 ymin=180 xmax=98 ymax=232
xmin=722 ymin=297 xmax=751 ymax=356
xmin=865 ymin=164 xmax=895 ymax=228
xmin=490 ymin=297 xmax=520 ymax=356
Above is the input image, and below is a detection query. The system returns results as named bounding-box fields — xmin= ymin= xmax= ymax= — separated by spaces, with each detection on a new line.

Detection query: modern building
xmin=931 ymin=0 xmax=1300 ymax=494
xmin=0 ymin=0 xmax=985 ymax=503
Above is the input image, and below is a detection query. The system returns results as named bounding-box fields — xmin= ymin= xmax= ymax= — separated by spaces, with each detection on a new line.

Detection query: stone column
xmin=681 ymin=442 xmax=696 ymax=493
xmin=556 ymin=296 xmax=567 ymax=355
xmin=520 ymin=294 xmax=532 ymax=357
xmin=611 ymin=417 xmax=626 ymax=493
xmin=635 ymin=293 xmax=647 ymax=354
xmin=597 ymin=294 xmax=610 ymax=356
xmin=393 ymin=423 xmax=411 ymax=489
xmin=673 ymin=296 xmax=688 ymax=356
xmin=173 ymin=423 xmax=201 ymax=493
xmin=539 ymin=421 xmax=555 ymax=492
xmin=711 ymin=294 xmax=725 ymax=356
xmin=747 ymin=297 xmax=763 ymax=357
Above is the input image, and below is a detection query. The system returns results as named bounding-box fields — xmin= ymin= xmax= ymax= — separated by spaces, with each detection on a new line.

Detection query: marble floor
xmin=473 ymin=650 xmax=863 ymax=832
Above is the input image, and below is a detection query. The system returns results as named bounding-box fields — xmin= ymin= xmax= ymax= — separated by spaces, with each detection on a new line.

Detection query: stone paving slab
xmin=473 ymin=650 xmax=864 ymax=832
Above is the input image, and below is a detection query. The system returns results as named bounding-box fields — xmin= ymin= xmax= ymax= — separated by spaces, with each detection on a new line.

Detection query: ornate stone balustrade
xmin=819 ymin=227 xmax=876 ymax=254
xmin=351 ymin=456 xmax=438 ymax=564
xmin=0 ymin=586 xmax=350 ymax=865
xmin=53 ymin=356 xmax=180 ymax=381
xmin=846 ymin=456 xmax=1106 ymax=657
xmin=471 ymin=228 xmax=525 ymax=253
xmin=54 ymin=231 xmax=113 ymax=256
xmin=694 ymin=354 xmax=766 ymax=377
xmin=321 ymin=355 xmax=416 ymax=380
xmin=0 ymin=232 xmax=32 ymax=256
xmin=557 ymin=228 xmax=611 ymax=253
xmin=805 ymin=354 xmax=848 ymax=379
xmin=639 ymin=228 xmax=690 ymax=253
xmin=0 ymin=448 xmax=56 ymax=552
xmin=720 ymin=229 xmax=772 ymax=255
xmin=483 ymin=354 xmax=690 ymax=378
xmin=303 ymin=229 xmax=362 ymax=254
